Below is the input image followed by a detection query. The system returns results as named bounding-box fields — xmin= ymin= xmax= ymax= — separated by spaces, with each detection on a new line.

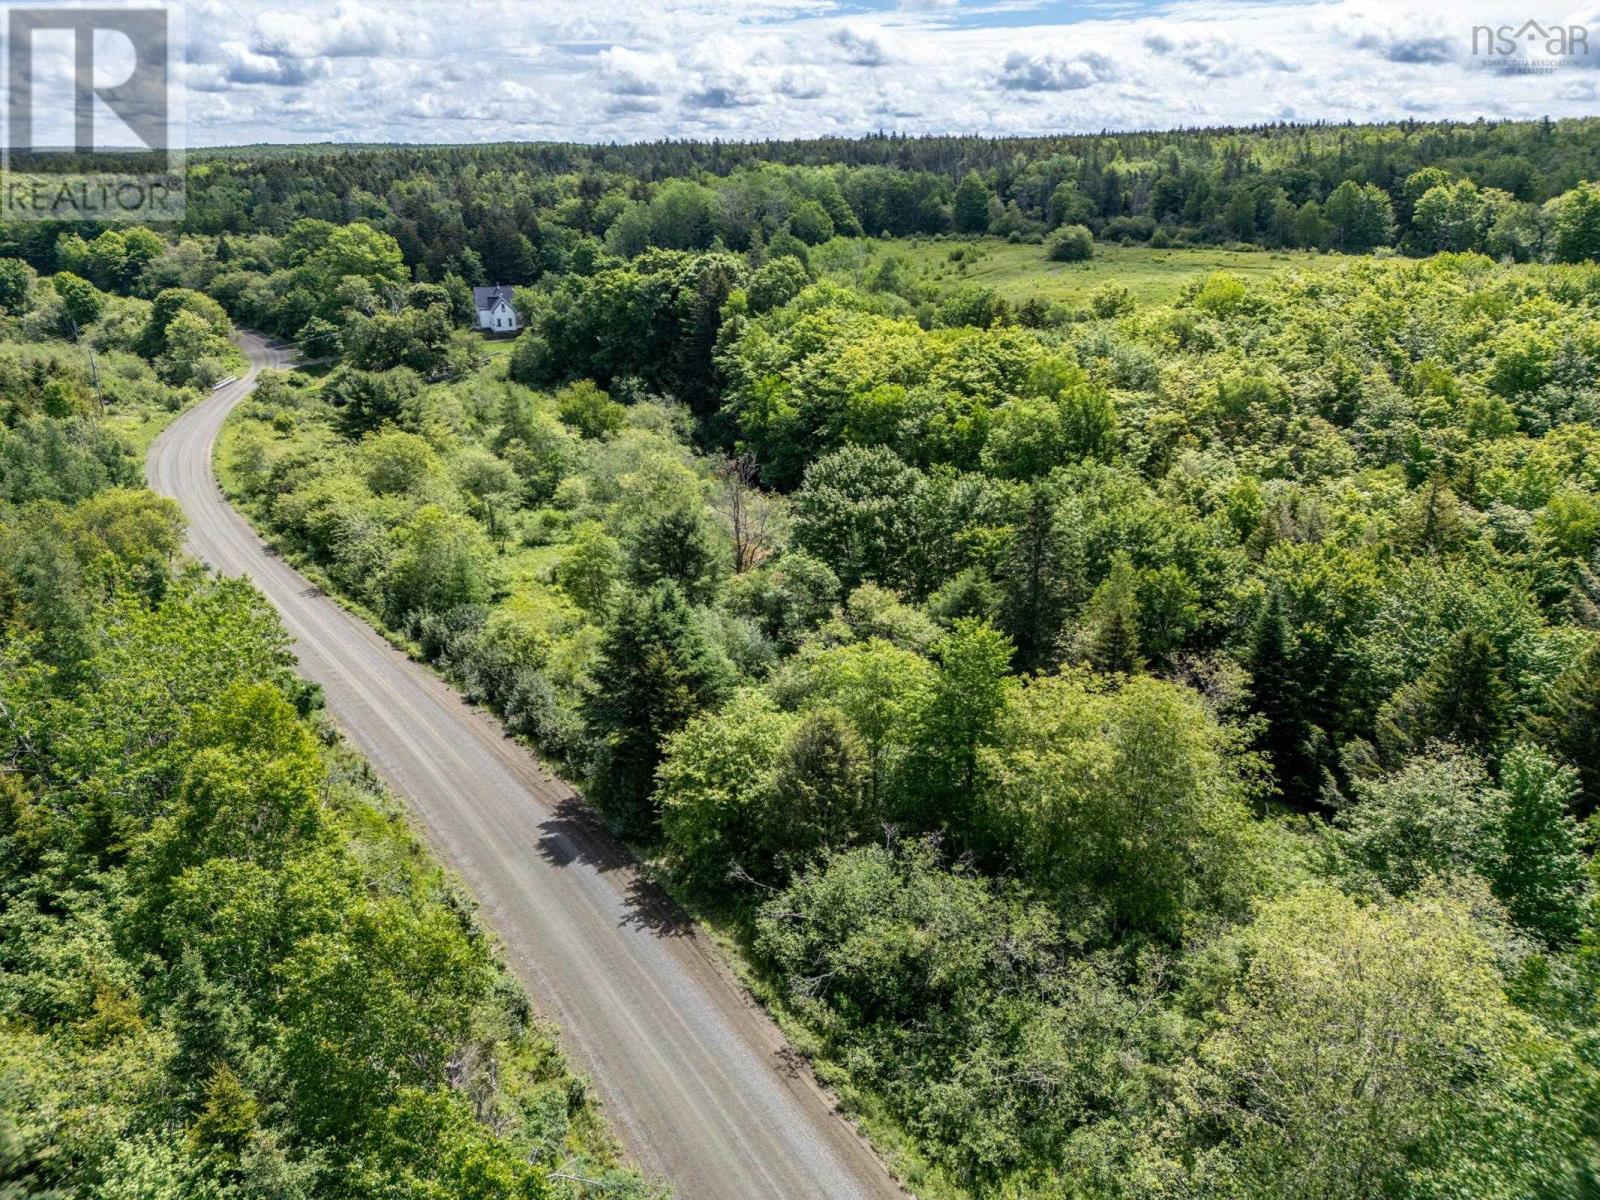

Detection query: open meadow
xmin=817 ymin=236 xmax=1351 ymax=307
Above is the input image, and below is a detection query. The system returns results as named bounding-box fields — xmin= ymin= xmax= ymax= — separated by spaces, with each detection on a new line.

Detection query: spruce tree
xmin=624 ymin=503 xmax=725 ymax=605
xmin=1078 ymin=553 xmax=1142 ymax=675
xmin=1537 ymin=639 xmax=1600 ymax=817
xmin=953 ymin=171 xmax=992 ymax=234
xmin=905 ymin=619 xmax=1014 ymax=845
xmin=585 ymin=583 xmax=732 ymax=833
xmin=999 ymin=481 xmax=1074 ymax=672
xmin=772 ymin=708 xmax=870 ymax=866
xmin=1380 ymin=627 xmax=1509 ymax=759
xmin=1248 ymin=587 xmax=1317 ymax=803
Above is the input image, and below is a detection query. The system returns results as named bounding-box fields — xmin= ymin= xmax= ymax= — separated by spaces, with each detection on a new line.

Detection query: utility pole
xmin=85 ymin=342 xmax=103 ymax=416
xmin=66 ymin=316 xmax=104 ymax=417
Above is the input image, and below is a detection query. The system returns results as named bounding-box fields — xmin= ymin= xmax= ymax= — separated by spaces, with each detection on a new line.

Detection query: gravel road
xmin=145 ymin=331 xmax=904 ymax=1200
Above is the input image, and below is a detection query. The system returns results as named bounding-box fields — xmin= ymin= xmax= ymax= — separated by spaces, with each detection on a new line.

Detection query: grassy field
xmin=478 ymin=333 xmax=521 ymax=360
xmin=819 ymin=237 xmax=1353 ymax=308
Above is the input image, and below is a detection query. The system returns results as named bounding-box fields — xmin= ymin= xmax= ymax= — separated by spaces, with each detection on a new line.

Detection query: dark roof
xmin=473 ymin=284 xmax=515 ymax=310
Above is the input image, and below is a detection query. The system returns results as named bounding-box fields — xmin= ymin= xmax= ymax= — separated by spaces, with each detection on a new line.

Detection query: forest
xmin=4 ymin=117 xmax=1600 ymax=300
xmin=3 ymin=117 xmax=1600 ymax=1199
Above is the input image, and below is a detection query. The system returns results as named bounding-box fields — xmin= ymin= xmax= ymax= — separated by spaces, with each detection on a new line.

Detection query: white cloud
xmin=608 ymin=95 xmax=664 ymax=115
xmin=829 ymin=25 xmax=894 ymax=67
xmin=777 ymin=67 xmax=829 ymax=99
xmin=685 ymin=84 xmax=761 ymax=109
xmin=685 ymin=69 xmax=764 ymax=109
xmin=998 ymin=50 xmax=1119 ymax=91
xmin=172 ymin=0 xmax=1600 ymax=146
xmin=250 ymin=6 xmax=397 ymax=58
xmin=1184 ymin=41 xmax=1294 ymax=77
xmin=221 ymin=41 xmax=327 ymax=85
xmin=599 ymin=47 xmax=680 ymax=96
xmin=1352 ymin=30 xmax=1458 ymax=64
xmin=1143 ymin=32 xmax=1293 ymax=77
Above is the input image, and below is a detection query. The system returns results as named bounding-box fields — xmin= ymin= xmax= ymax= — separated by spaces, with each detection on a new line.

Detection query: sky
xmin=135 ymin=0 xmax=1600 ymax=144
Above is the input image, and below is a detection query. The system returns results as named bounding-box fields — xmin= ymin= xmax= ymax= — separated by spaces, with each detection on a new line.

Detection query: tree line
xmin=4 ymin=118 xmax=1600 ymax=295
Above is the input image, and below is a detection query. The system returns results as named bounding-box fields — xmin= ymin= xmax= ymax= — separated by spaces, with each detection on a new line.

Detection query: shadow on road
xmin=773 ymin=1045 xmax=810 ymax=1081
xmin=537 ymin=794 xmax=628 ymax=873
xmin=536 ymin=794 xmax=697 ymax=939
xmin=619 ymin=874 xmax=696 ymax=939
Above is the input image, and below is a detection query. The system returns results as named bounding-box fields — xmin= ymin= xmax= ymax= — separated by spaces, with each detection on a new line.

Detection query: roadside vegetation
xmin=5 ymin=118 xmax=1600 ymax=1198
xmin=0 ymin=325 xmax=654 ymax=1197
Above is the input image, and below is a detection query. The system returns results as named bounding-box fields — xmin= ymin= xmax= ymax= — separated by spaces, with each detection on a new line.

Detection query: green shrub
xmin=1046 ymin=224 xmax=1094 ymax=262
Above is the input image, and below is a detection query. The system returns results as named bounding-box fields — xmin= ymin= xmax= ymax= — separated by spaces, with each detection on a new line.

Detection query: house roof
xmin=473 ymin=284 xmax=516 ymax=311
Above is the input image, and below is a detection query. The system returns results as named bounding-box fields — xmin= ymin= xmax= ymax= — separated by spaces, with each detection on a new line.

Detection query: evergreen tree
xmin=953 ymin=171 xmax=992 ymax=234
xmin=585 ymin=583 xmax=733 ymax=833
xmin=904 ymin=619 xmax=1014 ymax=844
xmin=771 ymin=707 xmax=871 ymax=866
xmin=1379 ymin=627 xmax=1510 ymax=759
xmin=1076 ymin=553 xmax=1142 ymax=674
xmin=1536 ymin=639 xmax=1600 ymax=816
xmin=1248 ymin=587 xmax=1318 ymax=803
xmin=999 ymin=480 xmax=1074 ymax=672
xmin=624 ymin=503 xmax=725 ymax=605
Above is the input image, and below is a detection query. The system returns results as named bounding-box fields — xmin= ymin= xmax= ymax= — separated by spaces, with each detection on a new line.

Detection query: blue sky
xmin=164 ymin=0 xmax=1600 ymax=145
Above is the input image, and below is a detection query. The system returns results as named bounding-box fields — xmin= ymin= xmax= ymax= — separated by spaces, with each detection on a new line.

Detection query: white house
xmin=473 ymin=284 xmax=521 ymax=333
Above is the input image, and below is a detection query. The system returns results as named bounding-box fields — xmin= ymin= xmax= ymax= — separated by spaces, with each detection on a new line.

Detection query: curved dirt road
xmin=146 ymin=332 xmax=903 ymax=1200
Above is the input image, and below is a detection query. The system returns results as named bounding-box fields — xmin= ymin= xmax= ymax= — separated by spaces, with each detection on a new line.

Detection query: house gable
xmin=472 ymin=284 xmax=521 ymax=331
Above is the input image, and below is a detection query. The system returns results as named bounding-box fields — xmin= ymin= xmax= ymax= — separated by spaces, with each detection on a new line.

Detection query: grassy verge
xmin=215 ymin=418 xmax=428 ymax=661
xmin=213 ymin=409 xmax=658 ymax=1189
xmin=107 ymin=342 xmax=250 ymax=454
xmin=108 ymin=396 xmax=187 ymax=455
